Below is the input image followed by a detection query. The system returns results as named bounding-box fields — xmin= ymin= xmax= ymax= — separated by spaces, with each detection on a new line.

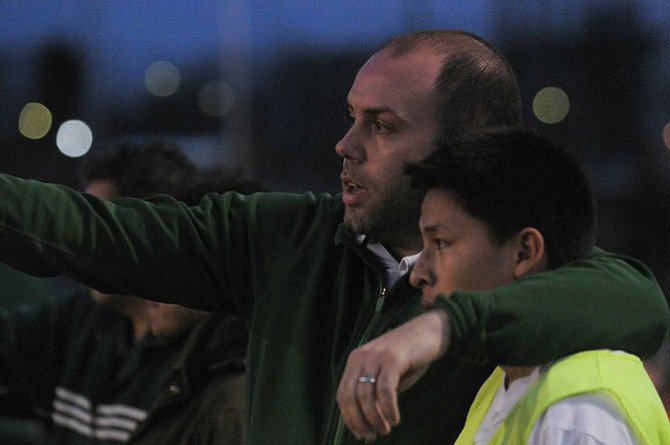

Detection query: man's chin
xmin=344 ymin=209 xmax=384 ymax=239
xmin=343 ymin=208 xmax=368 ymax=235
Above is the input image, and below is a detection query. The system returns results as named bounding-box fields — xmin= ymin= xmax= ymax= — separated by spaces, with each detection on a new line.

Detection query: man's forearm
xmin=440 ymin=249 xmax=668 ymax=365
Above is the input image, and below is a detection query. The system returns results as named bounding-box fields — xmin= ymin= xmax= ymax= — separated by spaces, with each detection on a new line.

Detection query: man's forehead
xmin=348 ymin=50 xmax=443 ymax=113
xmin=356 ymin=49 xmax=442 ymax=85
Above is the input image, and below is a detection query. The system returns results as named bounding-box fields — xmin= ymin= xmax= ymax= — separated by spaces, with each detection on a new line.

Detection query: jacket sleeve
xmin=0 ymin=173 xmax=336 ymax=319
xmin=435 ymin=247 xmax=669 ymax=365
xmin=0 ymin=174 xmax=244 ymax=314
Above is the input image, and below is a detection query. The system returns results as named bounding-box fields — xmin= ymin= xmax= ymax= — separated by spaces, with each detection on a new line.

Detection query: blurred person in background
xmin=0 ymin=264 xmax=60 ymax=445
xmin=0 ymin=142 xmax=251 ymax=445
xmin=0 ymin=30 xmax=666 ymax=444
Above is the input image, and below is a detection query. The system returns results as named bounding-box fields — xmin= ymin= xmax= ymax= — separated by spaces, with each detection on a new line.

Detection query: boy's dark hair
xmin=405 ymin=127 xmax=597 ymax=269
xmin=80 ymin=141 xmax=197 ymax=200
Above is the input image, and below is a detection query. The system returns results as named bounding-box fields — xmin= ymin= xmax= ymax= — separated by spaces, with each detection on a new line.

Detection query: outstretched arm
xmin=0 ymin=174 xmax=234 ymax=311
xmin=0 ymin=173 xmax=341 ymax=319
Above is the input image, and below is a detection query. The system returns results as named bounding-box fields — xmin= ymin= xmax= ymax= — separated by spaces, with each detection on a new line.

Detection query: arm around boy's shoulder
xmin=448 ymin=247 xmax=668 ymax=366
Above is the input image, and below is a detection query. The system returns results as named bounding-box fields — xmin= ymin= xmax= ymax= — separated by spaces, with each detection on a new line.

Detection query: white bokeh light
xmin=56 ymin=120 xmax=93 ymax=157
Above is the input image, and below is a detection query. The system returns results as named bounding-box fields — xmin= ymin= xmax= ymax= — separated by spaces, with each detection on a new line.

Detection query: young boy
xmin=339 ymin=127 xmax=670 ymax=443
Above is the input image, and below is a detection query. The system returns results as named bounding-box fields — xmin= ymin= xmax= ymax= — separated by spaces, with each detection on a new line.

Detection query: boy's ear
xmin=513 ymin=227 xmax=546 ymax=279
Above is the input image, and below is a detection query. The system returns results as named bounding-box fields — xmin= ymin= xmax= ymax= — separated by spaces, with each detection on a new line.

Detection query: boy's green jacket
xmin=0 ymin=175 xmax=667 ymax=444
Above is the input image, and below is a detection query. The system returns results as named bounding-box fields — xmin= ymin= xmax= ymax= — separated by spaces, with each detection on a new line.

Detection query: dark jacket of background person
xmin=0 ymin=288 xmax=247 ymax=445
xmin=0 ymin=178 xmax=665 ymax=444
xmin=129 ymin=312 xmax=247 ymax=445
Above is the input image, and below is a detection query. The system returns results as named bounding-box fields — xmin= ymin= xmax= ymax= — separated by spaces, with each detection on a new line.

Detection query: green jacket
xmin=0 ymin=290 xmax=248 ymax=445
xmin=0 ymin=175 xmax=667 ymax=444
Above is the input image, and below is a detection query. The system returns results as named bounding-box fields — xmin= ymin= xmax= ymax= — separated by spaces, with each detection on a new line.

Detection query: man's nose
xmin=335 ymin=125 xmax=365 ymax=162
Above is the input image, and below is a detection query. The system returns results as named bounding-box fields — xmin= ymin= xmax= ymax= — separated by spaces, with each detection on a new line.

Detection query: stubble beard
xmin=343 ymin=183 xmax=424 ymax=254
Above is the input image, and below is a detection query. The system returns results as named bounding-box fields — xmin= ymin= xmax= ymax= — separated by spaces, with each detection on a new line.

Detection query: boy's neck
xmin=501 ymin=366 xmax=537 ymax=389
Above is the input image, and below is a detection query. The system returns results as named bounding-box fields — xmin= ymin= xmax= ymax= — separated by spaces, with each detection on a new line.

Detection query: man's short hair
xmin=80 ymin=141 xmax=197 ymax=200
xmin=380 ymin=30 xmax=521 ymax=145
xmin=405 ymin=127 xmax=597 ymax=269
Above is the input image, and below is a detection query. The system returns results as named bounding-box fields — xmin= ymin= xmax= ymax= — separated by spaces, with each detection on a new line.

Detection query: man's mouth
xmin=342 ymin=176 xmax=366 ymax=205
xmin=345 ymin=182 xmax=363 ymax=193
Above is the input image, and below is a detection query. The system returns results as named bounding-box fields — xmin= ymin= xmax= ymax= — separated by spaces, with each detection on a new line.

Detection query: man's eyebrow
xmin=363 ymin=106 xmax=395 ymax=115
xmin=347 ymin=104 xmax=396 ymax=116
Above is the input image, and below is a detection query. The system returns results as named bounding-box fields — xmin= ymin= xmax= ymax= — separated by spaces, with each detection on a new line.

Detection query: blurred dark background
xmin=0 ymin=2 xmax=669 ymax=297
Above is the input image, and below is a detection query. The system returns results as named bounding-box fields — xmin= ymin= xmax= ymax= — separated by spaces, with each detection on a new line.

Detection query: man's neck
xmin=357 ymin=235 xmax=420 ymax=287
xmin=360 ymin=236 xmax=420 ymax=261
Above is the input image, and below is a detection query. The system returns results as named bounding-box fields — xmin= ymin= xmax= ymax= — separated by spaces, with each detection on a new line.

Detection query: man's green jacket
xmin=0 ymin=175 xmax=667 ymax=444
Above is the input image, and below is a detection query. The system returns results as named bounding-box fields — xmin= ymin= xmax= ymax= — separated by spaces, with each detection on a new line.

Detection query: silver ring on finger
xmin=357 ymin=375 xmax=377 ymax=384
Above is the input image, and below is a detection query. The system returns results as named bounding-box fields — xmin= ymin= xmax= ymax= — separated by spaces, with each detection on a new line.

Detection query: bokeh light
xmin=144 ymin=61 xmax=181 ymax=97
xmin=56 ymin=120 xmax=93 ymax=157
xmin=663 ymin=122 xmax=670 ymax=152
xmin=532 ymin=87 xmax=570 ymax=124
xmin=18 ymin=102 xmax=52 ymax=139
xmin=197 ymin=80 xmax=235 ymax=117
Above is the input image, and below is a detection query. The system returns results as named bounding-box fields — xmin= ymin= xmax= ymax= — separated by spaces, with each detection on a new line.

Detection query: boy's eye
xmin=435 ymin=239 xmax=449 ymax=250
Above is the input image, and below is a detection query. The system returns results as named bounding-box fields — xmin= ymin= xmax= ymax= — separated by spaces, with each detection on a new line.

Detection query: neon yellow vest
xmin=455 ymin=351 xmax=670 ymax=444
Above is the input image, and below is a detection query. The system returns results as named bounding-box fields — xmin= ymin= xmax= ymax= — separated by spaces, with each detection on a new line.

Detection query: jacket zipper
xmin=332 ymin=284 xmax=387 ymax=445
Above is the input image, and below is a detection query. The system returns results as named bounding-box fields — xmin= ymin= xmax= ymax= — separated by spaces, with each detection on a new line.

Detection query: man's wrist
xmin=422 ymin=307 xmax=451 ymax=357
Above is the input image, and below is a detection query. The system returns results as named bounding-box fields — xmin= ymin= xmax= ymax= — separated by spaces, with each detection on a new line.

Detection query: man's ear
xmin=513 ymin=227 xmax=546 ymax=279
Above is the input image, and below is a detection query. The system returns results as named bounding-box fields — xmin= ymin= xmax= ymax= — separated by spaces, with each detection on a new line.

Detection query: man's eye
xmin=372 ymin=121 xmax=391 ymax=134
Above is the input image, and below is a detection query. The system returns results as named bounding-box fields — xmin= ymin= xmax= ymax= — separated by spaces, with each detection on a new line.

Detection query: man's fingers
xmin=336 ymin=363 xmax=379 ymax=440
xmin=337 ymin=343 xmax=414 ymax=439
xmin=375 ymin=369 xmax=401 ymax=428
xmin=355 ymin=374 xmax=391 ymax=435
